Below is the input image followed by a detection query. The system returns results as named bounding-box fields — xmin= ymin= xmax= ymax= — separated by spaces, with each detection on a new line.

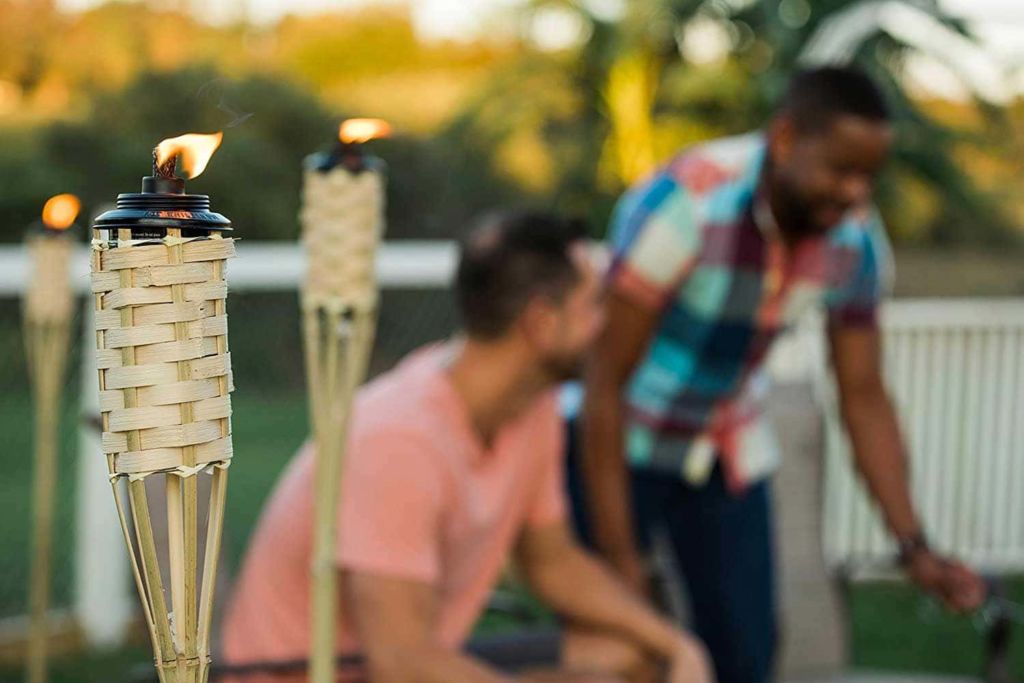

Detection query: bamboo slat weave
xmin=91 ymin=226 xmax=236 ymax=683
xmin=300 ymin=161 xmax=386 ymax=683
xmin=300 ymin=167 xmax=385 ymax=312
xmin=25 ymin=234 xmax=74 ymax=325
xmin=23 ymin=231 xmax=75 ymax=683
xmin=92 ymin=235 xmax=235 ymax=481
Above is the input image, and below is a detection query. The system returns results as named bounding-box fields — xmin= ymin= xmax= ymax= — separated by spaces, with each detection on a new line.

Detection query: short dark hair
xmin=455 ymin=210 xmax=588 ymax=340
xmin=777 ymin=66 xmax=890 ymax=134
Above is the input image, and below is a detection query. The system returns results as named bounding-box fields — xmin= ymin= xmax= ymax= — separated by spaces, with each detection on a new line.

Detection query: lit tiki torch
xmin=300 ymin=118 xmax=390 ymax=683
xmin=23 ymin=193 xmax=80 ymax=683
xmin=90 ymin=132 xmax=233 ymax=683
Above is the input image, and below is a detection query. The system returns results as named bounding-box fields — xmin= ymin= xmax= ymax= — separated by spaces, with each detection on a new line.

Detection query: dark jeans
xmin=565 ymin=420 xmax=777 ymax=683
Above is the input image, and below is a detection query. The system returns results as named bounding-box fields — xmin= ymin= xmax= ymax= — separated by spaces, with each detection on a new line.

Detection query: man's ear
xmin=768 ymin=115 xmax=796 ymax=166
xmin=517 ymin=296 xmax=558 ymax=350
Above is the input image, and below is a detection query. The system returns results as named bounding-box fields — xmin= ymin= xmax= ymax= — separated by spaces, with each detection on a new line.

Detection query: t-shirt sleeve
xmin=606 ymin=171 xmax=701 ymax=311
xmin=525 ymin=398 xmax=568 ymax=528
xmin=826 ymin=212 xmax=894 ymax=328
xmin=336 ymin=429 xmax=445 ymax=583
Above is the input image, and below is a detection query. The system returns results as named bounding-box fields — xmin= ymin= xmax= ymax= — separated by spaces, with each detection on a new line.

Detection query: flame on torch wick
xmin=154 ymin=132 xmax=224 ymax=179
xmin=339 ymin=119 xmax=391 ymax=144
xmin=41 ymin=194 xmax=81 ymax=230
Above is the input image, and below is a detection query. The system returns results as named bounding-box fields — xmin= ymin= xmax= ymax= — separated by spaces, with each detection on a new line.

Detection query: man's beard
xmin=771 ymin=180 xmax=822 ymax=240
xmin=540 ymin=349 xmax=585 ymax=382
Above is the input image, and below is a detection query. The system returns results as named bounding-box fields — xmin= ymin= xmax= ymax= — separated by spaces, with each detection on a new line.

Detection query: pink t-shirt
xmin=221 ymin=345 xmax=566 ymax=670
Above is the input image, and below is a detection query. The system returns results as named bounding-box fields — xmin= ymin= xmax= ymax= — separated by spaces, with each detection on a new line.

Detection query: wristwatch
xmin=896 ymin=530 xmax=930 ymax=568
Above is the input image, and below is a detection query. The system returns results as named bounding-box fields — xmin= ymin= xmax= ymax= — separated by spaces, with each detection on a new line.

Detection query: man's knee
xmin=562 ymin=630 xmax=655 ymax=683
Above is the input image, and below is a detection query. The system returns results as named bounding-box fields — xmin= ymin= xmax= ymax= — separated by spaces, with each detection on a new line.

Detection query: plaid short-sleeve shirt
xmin=609 ymin=132 xmax=892 ymax=492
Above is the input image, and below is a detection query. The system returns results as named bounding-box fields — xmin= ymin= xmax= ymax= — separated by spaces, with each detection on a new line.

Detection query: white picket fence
xmin=820 ymin=299 xmax=1024 ymax=575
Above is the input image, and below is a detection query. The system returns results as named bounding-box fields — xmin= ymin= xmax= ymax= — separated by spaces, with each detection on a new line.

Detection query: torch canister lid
xmin=93 ymin=176 xmax=231 ymax=233
xmin=303 ymin=147 xmax=386 ymax=175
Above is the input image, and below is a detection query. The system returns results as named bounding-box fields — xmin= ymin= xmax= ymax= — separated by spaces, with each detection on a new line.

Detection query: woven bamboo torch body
xmin=300 ymin=126 xmax=387 ymax=683
xmin=23 ymin=195 xmax=78 ymax=683
xmin=90 ymin=141 xmax=233 ymax=683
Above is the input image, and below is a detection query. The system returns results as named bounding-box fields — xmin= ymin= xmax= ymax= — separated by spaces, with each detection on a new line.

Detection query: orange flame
xmin=339 ymin=119 xmax=392 ymax=144
xmin=155 ymin=132 xmax=224 ymax=179
xmin=41 ymin=194 xmax=81 ymax=230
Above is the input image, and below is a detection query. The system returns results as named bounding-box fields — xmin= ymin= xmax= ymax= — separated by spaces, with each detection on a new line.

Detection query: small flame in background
xmin=41 ymin=194 xmax=81 ymax=230
xmin=155 ymin=131 xmax=224 ymax=179
xmin=339 ymin=119 xmax=392 ymax=144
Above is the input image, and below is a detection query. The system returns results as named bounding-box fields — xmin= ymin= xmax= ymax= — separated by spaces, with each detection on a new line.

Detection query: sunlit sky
xmin=55 ymin=0 xmax=1024 ymax=101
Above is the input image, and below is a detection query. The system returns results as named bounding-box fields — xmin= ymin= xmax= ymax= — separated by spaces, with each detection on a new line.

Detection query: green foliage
xmin=0 ymin=65 xmax=535 ymax=242
xmin=513 ymin=0 xmax=1020 ymax=244
xmin=34 ymin=67 xmax=337 ymax=241
xmin=0 ymin=2 xmax=1021 ymax=245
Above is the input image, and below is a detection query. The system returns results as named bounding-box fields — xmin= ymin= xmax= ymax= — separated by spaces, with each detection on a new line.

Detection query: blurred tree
xmin=726 ymin=0 xmax=1014 ymax=244
xmin=0 ymin=1 xmax=61 ymax=96
xmin=0 ymin=65 xmax=532 ymax=243
xmin=0 ymin=1 xmax=1019 ymax=245
xmin=505 ymin=0 xmax=1018 ymax=244
xmin=0 ymin=68 xmax=327 ymax=240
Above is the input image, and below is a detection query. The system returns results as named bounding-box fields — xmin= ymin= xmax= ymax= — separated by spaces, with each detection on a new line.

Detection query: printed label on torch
xmin=154 ymin=210 xmax=197 ymax=219
xmin=144 ymin=210 xmax=226 ymax=221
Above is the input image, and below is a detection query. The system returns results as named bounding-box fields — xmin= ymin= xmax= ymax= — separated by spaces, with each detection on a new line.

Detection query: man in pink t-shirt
xmin=222 ymin=211 xmax=710 ymax=682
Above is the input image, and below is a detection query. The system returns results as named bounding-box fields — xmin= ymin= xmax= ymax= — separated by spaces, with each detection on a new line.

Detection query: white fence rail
xmin=0 ymin=241 xmax=458 ymax=295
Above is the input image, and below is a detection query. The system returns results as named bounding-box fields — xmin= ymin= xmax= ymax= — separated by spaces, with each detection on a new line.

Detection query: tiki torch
xmin=90 ymin=132 xmax=233 ymax=683
xmin=23 ymin=193 xmax=80 ymax=683
xmin=300 ymin=118 xmax=390 ymax=683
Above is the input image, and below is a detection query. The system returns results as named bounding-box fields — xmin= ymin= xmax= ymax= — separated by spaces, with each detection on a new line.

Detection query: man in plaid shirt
xmin=574 ymin=67 xmax=984 ymax=683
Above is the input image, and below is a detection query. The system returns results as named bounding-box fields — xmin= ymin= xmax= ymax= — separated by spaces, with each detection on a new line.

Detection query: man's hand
xmin=906 ymin=551 xmax=986 ymax=613
xmin=667 ymin=635 xmax=713 ymax=683
xmin=517 ymin=522 xmax=714 ymax=683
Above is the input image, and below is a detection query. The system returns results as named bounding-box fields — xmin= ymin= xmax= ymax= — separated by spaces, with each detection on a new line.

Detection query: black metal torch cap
xmin=304 ymin=142 xmax=385 ymax=175
xmin=93 ymin=175 xmax=231 ymax=236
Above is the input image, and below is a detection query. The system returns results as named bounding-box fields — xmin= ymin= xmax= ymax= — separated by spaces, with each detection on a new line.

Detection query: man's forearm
xmin=525 ymin=545 xmax=682 ymax=660
xmin=372 ymin=637 xmax=619 ymax=683
xmin=580 ymin=385 xmax=636 ymax=563
xmin=368 ymin=644 xmax=511 ymax=683
xmin=841 ymin=387 xmax=919 ymax=539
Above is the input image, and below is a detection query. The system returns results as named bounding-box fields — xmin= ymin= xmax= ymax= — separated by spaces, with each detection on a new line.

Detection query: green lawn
xmin=850 ymin=579 xmax=1024 ymax=674
xmin=0 ymin=387 xmax=311 ymax=620
xmin=1 ymin=388 xmax=1021 ymax=680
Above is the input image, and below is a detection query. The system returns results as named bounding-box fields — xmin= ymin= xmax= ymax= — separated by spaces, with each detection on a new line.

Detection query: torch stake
xmin=300 ymin=146 xmax=386 ymax=683
xmin=304 ymin=305 xmax=377 ymax=683
xmin=24 ymin=229 xmax=74 ymax=683
xmin=92 ymin=175 xmax=233 ymax=683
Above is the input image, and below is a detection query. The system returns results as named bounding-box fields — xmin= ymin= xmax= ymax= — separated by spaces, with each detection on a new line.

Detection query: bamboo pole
xmin=91 ymin=222 xmax=235 ymax=683
xmin=24 ymin=231 xmax=75 ymax=683
xmin=300 ymin=155 xmax=386 ymax=683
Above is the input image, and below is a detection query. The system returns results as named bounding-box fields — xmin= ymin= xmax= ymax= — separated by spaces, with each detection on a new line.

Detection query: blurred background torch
xmin=90 ymin=132 xmax=234 ymax=683
xmin=23 ymin=193 xmax=80 ymax=683
xmin=299 ymin=117 xmax=390 ymax=683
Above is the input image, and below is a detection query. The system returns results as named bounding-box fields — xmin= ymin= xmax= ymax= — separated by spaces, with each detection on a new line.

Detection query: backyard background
xmin=1 ymin=0 xmax=1024 ymax=680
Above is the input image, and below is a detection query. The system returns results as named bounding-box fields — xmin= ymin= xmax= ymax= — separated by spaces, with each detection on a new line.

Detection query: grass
xmin=0 ymin=388 xmax=1021 ymax=680
xmin=850 ymin=578 xmax=1024 ymax=675
xmin=0 ymin=386 xmax=311 ymax=621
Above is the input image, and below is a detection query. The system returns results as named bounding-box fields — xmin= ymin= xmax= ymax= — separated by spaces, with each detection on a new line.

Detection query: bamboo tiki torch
xmin=300 ymin=118 xmax=390 ymax=683
xmin=90 ymin=132 xmax=234 ymax=683
xmin=23 ymin=193 xmax=80 ymax=683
